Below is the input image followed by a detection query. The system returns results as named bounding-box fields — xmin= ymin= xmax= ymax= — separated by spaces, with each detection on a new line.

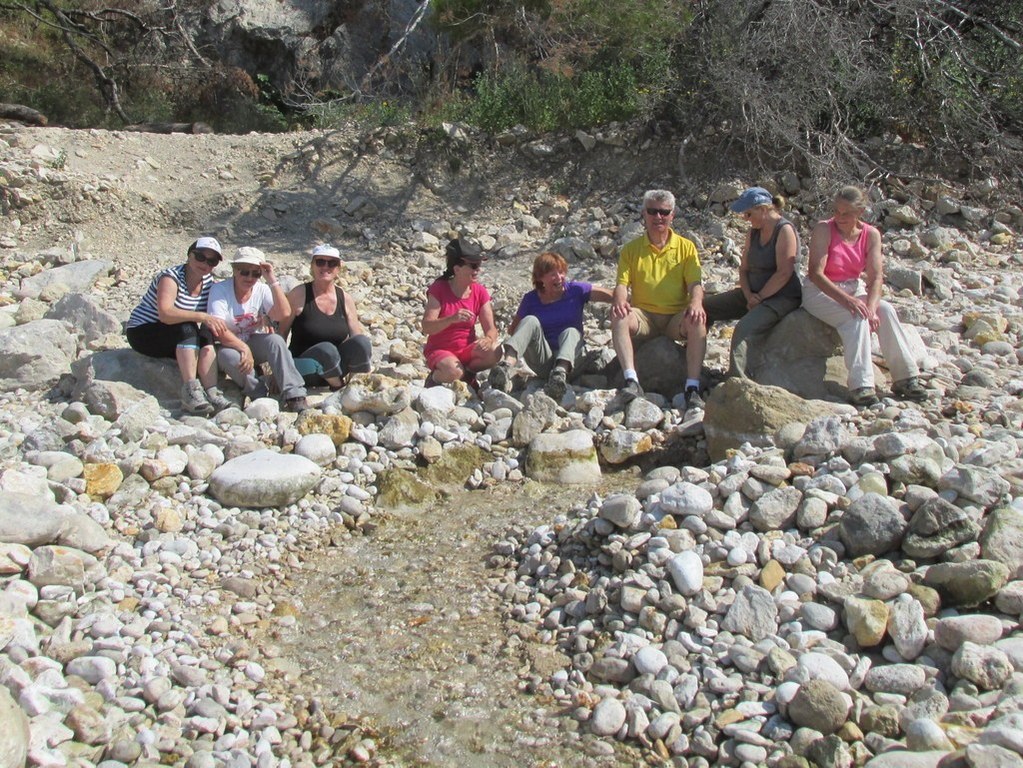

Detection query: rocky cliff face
xmin=197 ymin=0 xmax=437 ymax=95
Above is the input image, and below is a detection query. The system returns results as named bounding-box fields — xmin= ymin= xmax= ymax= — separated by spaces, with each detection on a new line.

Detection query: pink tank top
xmin=824 ymin=218 xmax=874 ymax=282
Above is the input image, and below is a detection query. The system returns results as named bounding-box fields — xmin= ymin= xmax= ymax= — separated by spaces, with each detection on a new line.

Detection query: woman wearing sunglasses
xmin=207 ymin=247 xmax=310 ymax=412
xmin=278 ymin=244 xmax=372 ymax=389
xmin=421 ymin=237 xmax=501 ymax=388
xmin=126 ymin=236 xmax=233 ymax=414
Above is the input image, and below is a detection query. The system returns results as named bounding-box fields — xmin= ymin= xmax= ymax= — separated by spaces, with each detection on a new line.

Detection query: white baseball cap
xmin=193 ymin=236 xmax=222 ymax=255
xmin=233 ymin=246 xmax=266 ymax=266
xmin=311 ymin=244 xmax=341 ymax=260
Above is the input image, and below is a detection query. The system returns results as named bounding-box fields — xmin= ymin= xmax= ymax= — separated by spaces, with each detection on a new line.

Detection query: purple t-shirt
xmin=516 ymin=280 xmax=592 ymax=350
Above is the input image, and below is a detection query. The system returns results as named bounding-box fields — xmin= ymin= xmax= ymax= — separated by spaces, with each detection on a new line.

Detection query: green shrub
xmin=307 ymin=98 xmax=413 ymax=131
xmin=457 ymin=58 xmax=652 ymax=133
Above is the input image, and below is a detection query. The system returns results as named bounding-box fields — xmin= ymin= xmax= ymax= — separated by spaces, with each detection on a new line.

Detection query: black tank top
xmin=748 ymin=218 xmax=802 ymax=299
xmin=288 ymin=283 xmax=352 ymax=354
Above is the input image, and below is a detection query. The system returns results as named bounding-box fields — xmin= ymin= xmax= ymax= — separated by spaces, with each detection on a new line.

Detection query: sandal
xmin=849 ymin=386 xmax=879 ymax=407
xmin=892 ymin=377 xmax=928 ymax=402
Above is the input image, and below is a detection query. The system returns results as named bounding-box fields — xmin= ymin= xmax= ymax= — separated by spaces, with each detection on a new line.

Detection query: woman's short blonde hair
xmin=532 ymin=251 xmax=568 ymax=290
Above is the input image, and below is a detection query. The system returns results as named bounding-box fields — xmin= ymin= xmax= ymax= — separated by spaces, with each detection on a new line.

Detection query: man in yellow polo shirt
xmin=611 ymin=188 xmax=707 ymax=408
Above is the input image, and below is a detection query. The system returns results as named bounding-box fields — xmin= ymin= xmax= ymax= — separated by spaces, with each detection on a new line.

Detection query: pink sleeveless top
xmin=824 ymin=218 xmax=874 ymax=282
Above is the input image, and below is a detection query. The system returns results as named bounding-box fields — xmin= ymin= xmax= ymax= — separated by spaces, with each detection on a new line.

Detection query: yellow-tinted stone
xmin=908 ymin=583 xmax=942 ymax=616
xmin=760 ymin=559 xmax=786 ymax=592
xmin=83 ymin=463 xmax=123 ymax=499
xmin=714 ymin=708 xmax=744 ymax=728
xmin=844 ymin=596 xmax=889 ymax=646
xmin=788 ymin=462 xmax=815 ymax=477
xmin=154 ymin=506 xmax=184 ymax=533
xmin=837 ymin=721 xmax=864 ymax=742
xmin=297 ymin=412 xmax=353 ymax=446
xmin=273 ymin=600 xmax=301 ymax=617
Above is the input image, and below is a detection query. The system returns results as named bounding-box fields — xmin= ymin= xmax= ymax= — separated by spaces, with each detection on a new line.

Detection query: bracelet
xmin=268 ymin=280 xmax=280 ymax=287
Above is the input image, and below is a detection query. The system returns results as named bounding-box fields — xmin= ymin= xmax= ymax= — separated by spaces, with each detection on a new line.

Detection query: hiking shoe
xmin=487 ymin=363 xmax=511 ymax=393
xmin=684 ymin=385 xmax=705 ymax=411
xmin=204 ymin=386 xmax=233 ymax=412
xmin=849 ymin=386 xmax=880 ymax=407
xmin=284 ymin=396 xmax=311 ymax=413
xmin=544 ymin=367 xmax=568 ymax=401
xmin=619 ymin=379 xmax=643 ymax=402
xmin=246 ymin=378 xmax=270 ymax=403
xmin=892 ymin=377 xmax=927 ymax=402
xmin=181 ymin=380 xmax=214 ymax=415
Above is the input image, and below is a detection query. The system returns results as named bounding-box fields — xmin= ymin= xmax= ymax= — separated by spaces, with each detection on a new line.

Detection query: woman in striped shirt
xmin=126 ymin=237 xmax=233 ymax=414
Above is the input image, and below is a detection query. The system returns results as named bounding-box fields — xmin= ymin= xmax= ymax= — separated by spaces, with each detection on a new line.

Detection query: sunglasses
xmin=313 ymin=258 xmax=339 ymax=268
xmin=193 ymin=251 xmax=221 ymax=266
xmin=234 ymin=267 xmax=261 ymax=278
xmin=459 ymin=261 xmax=482 ymax=271
xmin=646 ymin=208 xmax=673 ymax=217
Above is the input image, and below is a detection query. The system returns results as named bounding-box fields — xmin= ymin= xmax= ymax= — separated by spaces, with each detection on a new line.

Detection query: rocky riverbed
xmin=0 ymin=119 xmax=1021 ymax=768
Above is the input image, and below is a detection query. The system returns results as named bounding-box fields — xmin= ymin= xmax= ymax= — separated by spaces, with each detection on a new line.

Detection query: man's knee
xmin=612 ymin=311 xmax=641 ymax=339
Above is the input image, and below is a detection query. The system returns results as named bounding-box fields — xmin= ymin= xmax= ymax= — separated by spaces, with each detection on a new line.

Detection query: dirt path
xmin=267 ymin=479 xmax=647 ymax=767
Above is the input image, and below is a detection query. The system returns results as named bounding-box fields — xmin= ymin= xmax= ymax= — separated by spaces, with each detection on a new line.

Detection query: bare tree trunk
xmin=36 ymin=0 xmax=132 ymax=123
xmin=359 ymin=0 xmax=432 ymax=92
xmin=0 ymin=103 xmax=48 ymax=125
xmin=123 ymin=122 xmax=214 ymax=134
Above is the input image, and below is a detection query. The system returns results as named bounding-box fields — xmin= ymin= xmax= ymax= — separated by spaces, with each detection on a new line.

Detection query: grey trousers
xmin=505 ymin=315 xmax=582 ymax=377
xmin=704 ymin=288 xmax=800 ymax=378
xmin=297 ymin=335 xmax=373 ymax=384
xmin=218 ymin=332 xmax=307 ymax=400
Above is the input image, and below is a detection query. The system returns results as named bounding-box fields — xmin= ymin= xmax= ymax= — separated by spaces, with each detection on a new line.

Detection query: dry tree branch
xmin=33 ymin=0 xmax=131 ymax=122
xmin=359 ymin=0 xmax=433 ymax=92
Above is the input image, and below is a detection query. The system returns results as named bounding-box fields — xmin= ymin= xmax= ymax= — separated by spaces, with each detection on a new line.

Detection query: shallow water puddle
xmin=268 ymin=480 xmax=642 ymax=767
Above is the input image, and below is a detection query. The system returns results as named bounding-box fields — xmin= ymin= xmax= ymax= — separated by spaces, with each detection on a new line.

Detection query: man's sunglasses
xmin=646 ymin=207 xmax=673 ymax=217
xmin=234 ymin=267 xmax=261 ymax=278
xmin=314 ymin=258 xmax=339 ymax=268
xmin=193 ymin=251 xmax=221 ymax=266
xmin=459 ymin=261 xmax=482 ymax=271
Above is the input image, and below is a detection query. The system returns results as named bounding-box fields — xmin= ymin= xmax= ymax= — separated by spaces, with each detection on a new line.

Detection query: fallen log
xmin=0 ymin=103 xmax=48 ymax=126
xmin=122 ymin=122 xmax=213 ymax=134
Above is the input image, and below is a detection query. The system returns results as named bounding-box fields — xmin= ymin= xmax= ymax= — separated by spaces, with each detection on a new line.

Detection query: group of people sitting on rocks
xmin=127 ymin=184 xmax=929 ymax=415
xmin=420 ymin=185 xmax=929 ymax=409
xmin=127 ymin=241 xmax=371 ymax=414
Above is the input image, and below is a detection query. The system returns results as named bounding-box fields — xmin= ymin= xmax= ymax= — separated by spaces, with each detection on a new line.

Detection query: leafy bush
xmin=454 ymin=59 xmax=649 ymax=133
xmin=308 ymin=99 xmax=413 ymax=130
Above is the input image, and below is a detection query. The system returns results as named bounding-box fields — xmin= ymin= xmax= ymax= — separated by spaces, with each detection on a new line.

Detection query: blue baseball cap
xmin=729 ymin=187 xmax=774 ymax=213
